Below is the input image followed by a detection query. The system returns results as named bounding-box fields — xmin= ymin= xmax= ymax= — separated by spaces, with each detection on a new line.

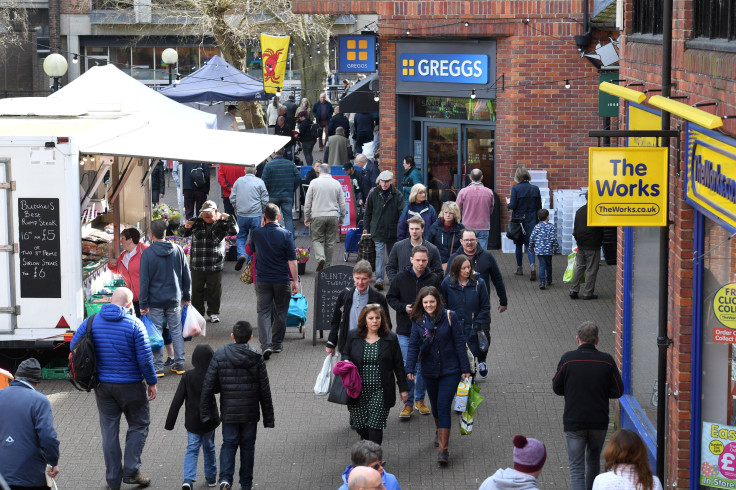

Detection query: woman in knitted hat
xmin=479 ymin=434 xmax=547 ymax=489
xmin=592 ymin=429 xmax=662 ymax=490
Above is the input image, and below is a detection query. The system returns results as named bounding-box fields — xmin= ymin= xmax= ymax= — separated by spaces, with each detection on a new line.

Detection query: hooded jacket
xmin=165 ymin=344 xmax=220 ymax=435
xmin=200 ymin=343 xmax=275 ymax=427
xmin=364 ymin=185 xmax=405 ymax=242
xmin=396 ymin=202 xmax=438 ymax=241
xmin=402 ymin=166 xmax=422 ymax=203
xmin=138 ymin=240 xmax=191 ymax=310
xmin=440 ymin=274 xmax=491 ymax=357
xmin=338 ymin=465 xmax=401 ymax=490
xmin=0 ymin=380 xmax=60 ymax=488
xmin=427 ymin=219 xmax=465 ymax=263
xmin=406 ymin=308 xmax=471 ymax=379
xmin=386 ymin=267 xmax=441 ymax=337
xmin=446 ymin=247 xmax=508 ymax=308
xmin=70 ymin=303 xmax=158 ymax=386
xmin=479 ymin=468 xmax=540 ymax=490
xmin=107 ymin=241 xmax=148 ymax=301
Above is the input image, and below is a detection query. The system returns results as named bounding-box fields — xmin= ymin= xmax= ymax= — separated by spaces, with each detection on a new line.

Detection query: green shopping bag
xmin=563 ymin=251 xmax=585 ymax=283
xmin=460 ymin=384 xmax=484 ymax=435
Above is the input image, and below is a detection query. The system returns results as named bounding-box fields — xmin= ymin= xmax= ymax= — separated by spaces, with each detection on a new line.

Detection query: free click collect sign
xmin=587 ymin=147 xmax=669 ymax=227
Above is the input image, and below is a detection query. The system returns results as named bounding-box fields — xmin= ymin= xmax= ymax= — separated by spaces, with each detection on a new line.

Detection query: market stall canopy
xmin=339 ymin=73 xmax=379 ymax=114
xmin=159 ymin=55 xmax=269 ymax=103
xmin=49 ymin=64 xmax=217 ymax=129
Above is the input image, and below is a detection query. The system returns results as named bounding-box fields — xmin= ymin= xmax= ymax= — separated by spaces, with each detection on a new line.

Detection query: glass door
xmin=463 ymin=126 xmax=495 ymax=189
xmin=424 ymin=123 xmax=460 ymax=213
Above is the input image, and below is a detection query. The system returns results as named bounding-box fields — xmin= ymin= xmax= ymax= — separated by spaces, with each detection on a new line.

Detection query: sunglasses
xmin=369 ymin=460 xmax=387 ymax=471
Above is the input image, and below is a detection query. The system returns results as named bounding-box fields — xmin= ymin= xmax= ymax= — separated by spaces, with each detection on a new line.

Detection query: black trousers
xmin=183 ymin=189 xmax=208 ymax=220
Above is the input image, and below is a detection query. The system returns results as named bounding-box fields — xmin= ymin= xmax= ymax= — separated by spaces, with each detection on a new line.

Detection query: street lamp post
xmin=161 ymin=48 xmax=178 ymax=86
xmin=43 ymin=53 xmax=68 ymax=93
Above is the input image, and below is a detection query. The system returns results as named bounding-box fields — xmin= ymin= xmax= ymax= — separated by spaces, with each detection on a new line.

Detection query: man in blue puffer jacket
xmin=71 ymin=287 xmax=158 ymax=490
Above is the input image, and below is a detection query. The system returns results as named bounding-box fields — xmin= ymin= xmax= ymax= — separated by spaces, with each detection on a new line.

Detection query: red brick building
xmin=295 ymin=0 xmax=614 ymax=240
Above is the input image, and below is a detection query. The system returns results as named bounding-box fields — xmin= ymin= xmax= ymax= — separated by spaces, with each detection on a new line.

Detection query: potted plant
xmin=296 ymin=247 xmax=310 ymax=275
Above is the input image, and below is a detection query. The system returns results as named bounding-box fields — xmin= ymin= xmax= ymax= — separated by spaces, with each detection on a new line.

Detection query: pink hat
xmin=513 ymin=435 xmax=547 ymax=473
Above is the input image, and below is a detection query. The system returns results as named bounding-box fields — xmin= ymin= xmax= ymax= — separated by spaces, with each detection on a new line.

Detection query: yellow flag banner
xmin=260 ymin=34 xmax=290 ymax=94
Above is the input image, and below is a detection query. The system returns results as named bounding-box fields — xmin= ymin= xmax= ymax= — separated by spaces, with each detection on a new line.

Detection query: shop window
xmin=698 ymin=219 xmax=736 ymax=488
xmin=413 ymin=96 xmax=496 ymax=122
xmin=177 ymin=47 xmax=198 ymax=76
xmin=694 ymin=0 xmax=736 ymax=41
xmin=632 ymin=0 xmax=663 ymax=35
xmin=630 ymin=227 xmax=661 ymax=427
xmin=131 ymin=47 xmax=154 ymax=80
xmin=109 ymin=47 xmax=131 ymax=75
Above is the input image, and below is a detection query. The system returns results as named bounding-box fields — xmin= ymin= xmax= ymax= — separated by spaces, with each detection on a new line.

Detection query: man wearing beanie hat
xmin=479 ymin=434 xmax=546 ymax=489
xmin=0 ymin=358 xmax=60 ymax=489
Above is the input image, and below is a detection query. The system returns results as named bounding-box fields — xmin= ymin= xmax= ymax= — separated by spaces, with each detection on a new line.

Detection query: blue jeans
xmin=515 ymin=242 xmax=535 ymax=268
xmin=374 ymin=240 xmax=395 ymax=284
xmin=183 ymin=430 xmax=217 ymax=483
xmin=398 ymin=334 xmax=426 ymax=405
xmin=537 ymin=255 xmax=552 ymax=284
xmin=565 ymin=429 xmax=607 ymax=490
xmin=269 ymin=196 xmax=294 ymax=237
xmin=476 ymin=230 xmax=489 ymax=251
xmin=220 ymin=422 xmax=258 ymax=488
xmin=424 ymin=373 xmax=461 ymax=428
xmin=95 ymin=382 xmax=150 ymax=489
xmin=302 ymin=141 xmax=315 ymax=166
xmin=149 ymin=306 xmax=185 ymax=370
xmin=236 ymin=215 xmax=261 ymax=259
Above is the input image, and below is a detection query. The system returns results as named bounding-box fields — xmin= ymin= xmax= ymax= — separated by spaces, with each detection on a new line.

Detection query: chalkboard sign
xmin=18 ymin=198 xmax=61 ymax=298
xmin=312 ymin=265 xmax=354 ymax=346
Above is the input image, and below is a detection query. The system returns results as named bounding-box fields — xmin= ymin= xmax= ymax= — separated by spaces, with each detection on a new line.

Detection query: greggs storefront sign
xmin=398 ymin=53 xmax=489 ymax=84
xmin=685 ymin=123 xmax=736 ymax=232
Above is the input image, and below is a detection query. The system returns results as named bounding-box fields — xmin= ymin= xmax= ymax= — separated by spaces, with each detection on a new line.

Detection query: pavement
xmin=37 ymin=200 xmax=618 ymax=489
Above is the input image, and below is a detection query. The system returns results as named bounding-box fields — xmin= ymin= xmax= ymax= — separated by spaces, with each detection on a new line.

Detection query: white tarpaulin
xmin=50 ymin=64 xmax=218 ymax=129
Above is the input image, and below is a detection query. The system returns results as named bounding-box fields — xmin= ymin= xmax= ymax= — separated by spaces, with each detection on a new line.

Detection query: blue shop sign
xmin=399 ymin=53 xmax=489 ymax=84
xmin=339 ymin=35 xmax=376 ymax=73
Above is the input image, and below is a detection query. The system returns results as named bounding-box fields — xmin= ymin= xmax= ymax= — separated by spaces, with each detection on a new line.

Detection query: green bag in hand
xmin=563 ymin=251 xmax=585 ymax=284
xmin=460 ymin=384 xmax=484 ymax=435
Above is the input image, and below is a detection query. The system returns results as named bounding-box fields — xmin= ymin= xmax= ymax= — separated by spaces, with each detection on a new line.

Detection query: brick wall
xmin=618 ymin=0 xmax=736 ymax=485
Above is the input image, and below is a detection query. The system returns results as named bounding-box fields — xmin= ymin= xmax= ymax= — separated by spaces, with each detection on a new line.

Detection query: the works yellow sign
xmin=627 ymin=103 xmax=662 ymax=147
xmin=685 ymin=123 xmax=736 ymax=231
xmin=588 ymin=147 xmax=669 ymax=226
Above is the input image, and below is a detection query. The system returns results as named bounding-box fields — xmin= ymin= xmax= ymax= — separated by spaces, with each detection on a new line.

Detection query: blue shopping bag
xmin=141 ymin=314 xmax=164 ymax=352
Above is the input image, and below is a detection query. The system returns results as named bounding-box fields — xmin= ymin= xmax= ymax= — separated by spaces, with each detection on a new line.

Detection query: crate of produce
xmin=42 ymin=360 xmax=68 ymax=380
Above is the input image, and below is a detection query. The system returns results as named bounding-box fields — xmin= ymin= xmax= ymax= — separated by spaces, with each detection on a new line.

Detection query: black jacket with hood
xmin=386 ymin=266 xmax=442 ymax=336
xmin=200 ymin=342 xmax=275 ymax=427
xmin=164 ymin=344 xmax=220 ymax=434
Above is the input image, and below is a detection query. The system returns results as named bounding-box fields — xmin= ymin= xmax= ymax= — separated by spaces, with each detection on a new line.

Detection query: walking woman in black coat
xmin=507 ymin=165 xmax=542 ymax=281
xmin=342 ymin=304 xmax=409 ymax=446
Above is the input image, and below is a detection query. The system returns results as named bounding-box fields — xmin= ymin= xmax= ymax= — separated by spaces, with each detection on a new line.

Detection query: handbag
xmin=507 ymin=219 xmax=526 ymax=245
xmin=314 ymin=355 xmax=334 ymax=396
xmin=327 ymin=374 xmax=350 ymax=405
xmin=240 ymin=259 xmax=254 ymax=285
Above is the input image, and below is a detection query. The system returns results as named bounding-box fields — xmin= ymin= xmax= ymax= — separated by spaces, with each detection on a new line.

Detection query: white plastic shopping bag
xmin=314 ymin=355 xmax=334 ymax=396
xmin=182 ymin=305 xmax=205 ymax=338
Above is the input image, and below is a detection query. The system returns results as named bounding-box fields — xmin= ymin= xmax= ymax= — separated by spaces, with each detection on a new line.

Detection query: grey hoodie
xmin=139 ymin=240 xmax=191 ymax=309
xmin=479 ymin=468 xmax=540 ymax=490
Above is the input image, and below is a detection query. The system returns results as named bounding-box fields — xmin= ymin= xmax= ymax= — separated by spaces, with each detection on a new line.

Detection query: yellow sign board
xmin=628 ymin=103 xmax=662 ymax=147
xmin=685 ymin=124 xmax=736 ymax=231
xmin=588 ymin=147 xmax=669 ymax=226
xmin=714 ymin=283 xmax=736 ymax=330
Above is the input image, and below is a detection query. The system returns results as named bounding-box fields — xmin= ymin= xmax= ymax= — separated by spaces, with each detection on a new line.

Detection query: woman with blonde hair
xmin=592 ymin=429 xmax=662 ymax=490
xmin=427 ymin=201 xmax=465 ymax=269
xmin=266 ymin=96 xmax=282 ymax=131
xmin=396 ymin=183 xmax=437 ymax=240
xmin=298 ymin=97 xmax=312 ymax=121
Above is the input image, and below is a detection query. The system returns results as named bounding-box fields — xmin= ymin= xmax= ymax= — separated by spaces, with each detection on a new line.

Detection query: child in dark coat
xmin=165 ymin=344 xmax=220 ymax=489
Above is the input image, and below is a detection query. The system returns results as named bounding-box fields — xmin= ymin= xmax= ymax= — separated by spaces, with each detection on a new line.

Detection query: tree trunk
xmin=292 ymin=37 xmax=329 ymax=107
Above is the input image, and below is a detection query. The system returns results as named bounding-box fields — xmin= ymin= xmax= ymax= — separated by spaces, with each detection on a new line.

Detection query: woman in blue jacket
xmin=427 ymin=201 xmax=464 ymax=268
xmin=441 ymin=254 xmax=491 ymax=380
xmin=406 ymin=286 xmax=471 ymax=466
xmin=507 ymin=165 xmax=542 ymax=280
xmin=397 ymin=184 xmax=437 ymax=240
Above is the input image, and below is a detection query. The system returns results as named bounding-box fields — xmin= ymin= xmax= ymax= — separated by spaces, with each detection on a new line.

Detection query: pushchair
xmin=344 ymin=220 xmax=363 ymax=262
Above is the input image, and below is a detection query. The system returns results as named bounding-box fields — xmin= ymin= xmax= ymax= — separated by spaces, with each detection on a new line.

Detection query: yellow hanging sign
xmin=588 ymin=147 xmax=669 ymax=227
xmin=260 ymin=34 xmax=290 ymax=94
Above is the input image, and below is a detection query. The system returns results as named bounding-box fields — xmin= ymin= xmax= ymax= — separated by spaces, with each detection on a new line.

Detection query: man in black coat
xmin=552 ymin=321 xmax=623 ymax=490
xmin=284 ymin=95 xmax=298 ymax=120
xmin=328 ymin=106 xmax=350 ymax=138
xmin=386 ymin=246 xmax=441 ymax=419
xmin=182 ymin=162 xmax=210 ymax=220
xmin=326 ymin=260 xmax=391 ymax=355
xmin=201 ymin=321 xmax=274 ymax=490
xmin=569 ymin=194 xmax=605 ymax=300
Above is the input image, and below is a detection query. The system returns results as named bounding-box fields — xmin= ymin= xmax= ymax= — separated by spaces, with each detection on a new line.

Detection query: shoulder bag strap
xmin=449 ymin=232 xmax=455 ymax=256
xmin=86 ymin=313 xmax=96 ymax=337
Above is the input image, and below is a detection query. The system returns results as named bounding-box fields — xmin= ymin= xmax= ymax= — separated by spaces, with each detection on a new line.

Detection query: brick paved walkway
xmin=40 ymin=212 xmax=618 ymax=489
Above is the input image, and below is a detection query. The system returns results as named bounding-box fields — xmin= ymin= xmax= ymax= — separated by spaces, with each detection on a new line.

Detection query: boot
xmin=530 ymin=266 xmax=536 ymax=281
xmin=433 ymin=418 xmax=439 ymax=447
xmin=437 ymin=428 xmax=451 ymax=465
xmin=515 ymin=267 xmax=523 ymax=276
xmin=368 ymin=428 xmax=383 ymax=446
xmin=356 ymin=427 xmax=369 ymax=440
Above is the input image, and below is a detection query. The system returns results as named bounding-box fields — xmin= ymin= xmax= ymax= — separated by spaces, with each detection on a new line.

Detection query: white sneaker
xmin=477 ymin=362 xmax=489 ymax=380
xmin=209 ymin=314 xmax=220 ymax=323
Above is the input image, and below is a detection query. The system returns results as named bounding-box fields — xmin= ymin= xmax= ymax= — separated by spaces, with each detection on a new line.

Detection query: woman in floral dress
xmin=342 ymin=304 xmax=408 ymax=445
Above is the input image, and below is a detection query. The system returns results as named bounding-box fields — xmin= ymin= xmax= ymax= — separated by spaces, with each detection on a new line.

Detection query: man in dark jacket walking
xmin=363 ymin=171 xmax=405 ymax=290
xmin=312 ymin=92 xmax=334 ymax=151
xmin=355 ymin=154 xmax=379 ymax=206
xmin=71 ymin=287 xmax=158 ymax=490
xmin=387 ymin=216 xmax=443 ymax=283
xmin=387 ymin=246 xmax=441 ymax=419
xmin=326 ymin=260 xmax=391 ymax=355
xmin=140 ymin=219 xmax=192 ymax=376
xmin=552 ymin=321 xmax=624 ymax=490
xmin=201 ymin=321 xmax=274 ymax=490
xmin=569 ymin=194 xmax=604 ymax=300
xmin=261 ymin=149 xmax=300 ymax=237
xmin=328 ymin=106 xmax=350 ymax=137
xmin=354 ymin=112 xmax=375 ymax=155
xmin=150 ymin=160 xmax=166 ymax=205
xmin=0 ymin=358 xmax=60 ymax=490
xmin=182 ymin=162 xmax=211 ymax=220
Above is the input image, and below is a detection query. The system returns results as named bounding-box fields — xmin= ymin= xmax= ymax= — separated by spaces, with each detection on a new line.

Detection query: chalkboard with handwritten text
xmin=18 ymin=198 xmax=61 ymax=298
xmin=312 ymin=265 xmax=353 ymax=345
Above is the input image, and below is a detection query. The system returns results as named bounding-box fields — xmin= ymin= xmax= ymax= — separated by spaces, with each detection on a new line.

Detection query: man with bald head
xmin=347 ymin=466 xmax=385 ymax=490
xmin=71 ymin=286 xmax=158 ymax=490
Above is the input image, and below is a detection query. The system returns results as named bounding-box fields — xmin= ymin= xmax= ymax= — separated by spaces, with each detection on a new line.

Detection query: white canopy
xmin=50 ymin=64 xmax=218 ymax=129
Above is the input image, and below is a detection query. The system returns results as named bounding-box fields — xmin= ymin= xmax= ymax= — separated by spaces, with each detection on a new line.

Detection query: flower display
xmin=165 ymin=235 xmax=191 ymax=255
xmin=152 ymin=203 xmax=181 ymax=222
xmin=224 ymin=236 xmax=237 ymax=252
xmin=296 ymin=247 xmax=310 ymax=263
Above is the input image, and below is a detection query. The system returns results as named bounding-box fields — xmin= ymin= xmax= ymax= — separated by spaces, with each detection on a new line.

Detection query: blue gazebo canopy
xmin=160 ymin=55 xmax=269 ymax=103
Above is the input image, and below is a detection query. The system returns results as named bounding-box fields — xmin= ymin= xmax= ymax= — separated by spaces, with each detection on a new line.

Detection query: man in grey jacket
xmin=386 ymin=216 xmax=443 ymax=283
xmin=305 ymin=163 xmax=346 ymax=271
xmin=230 ymin=166 xmax=269 ymax=271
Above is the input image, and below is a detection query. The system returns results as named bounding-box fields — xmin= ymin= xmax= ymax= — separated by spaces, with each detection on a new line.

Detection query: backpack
xmin=68 ymin=313 xmax=98 ymax=392
xmin=190 ymin=165 xmax=207 ymax=189
xmin=310 ymin=123 xmax=322 ymax=139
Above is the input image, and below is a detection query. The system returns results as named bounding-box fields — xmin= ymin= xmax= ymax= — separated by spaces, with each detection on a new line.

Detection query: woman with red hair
xmin=592 ymin=429 xmax=662 ymax=490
